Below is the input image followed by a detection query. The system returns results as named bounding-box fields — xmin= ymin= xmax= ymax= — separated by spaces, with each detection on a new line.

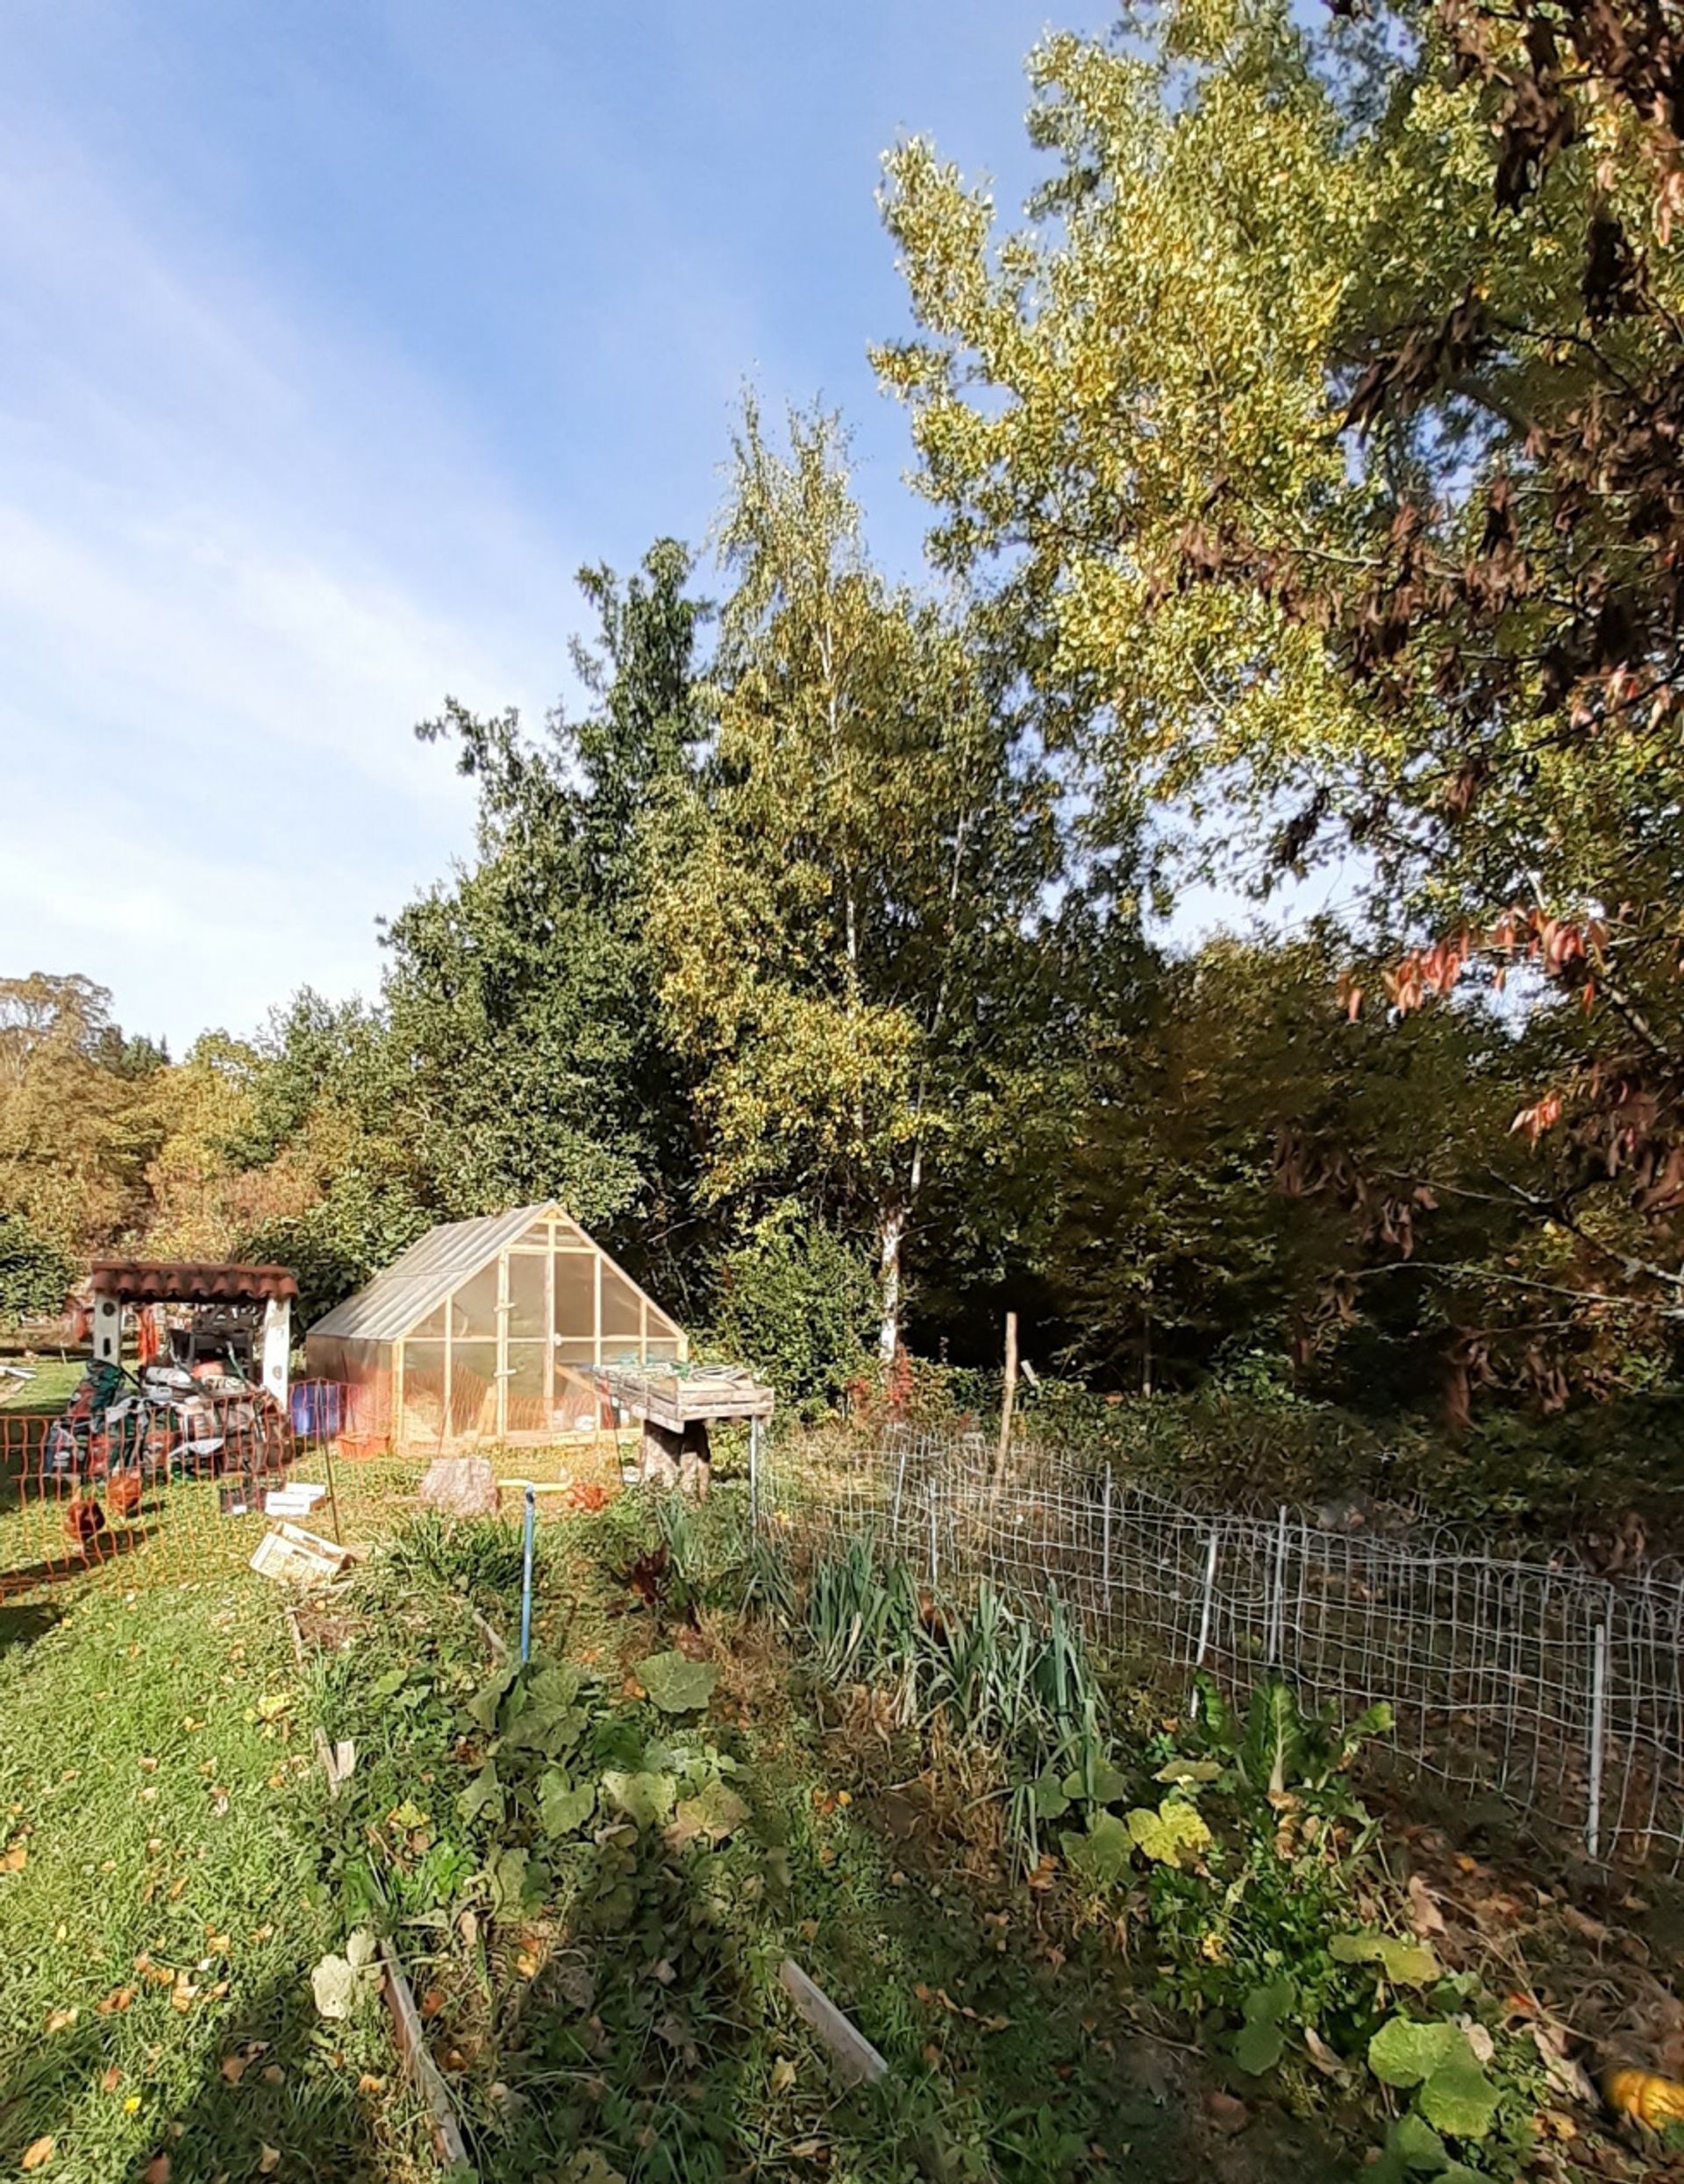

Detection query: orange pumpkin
xmin=1604 ymin=2066 xmax=1684 ymax=2129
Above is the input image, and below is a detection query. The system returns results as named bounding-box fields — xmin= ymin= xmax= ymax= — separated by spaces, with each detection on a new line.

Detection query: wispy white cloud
xmin=0 ymin=94 xmax=580 ymax=1052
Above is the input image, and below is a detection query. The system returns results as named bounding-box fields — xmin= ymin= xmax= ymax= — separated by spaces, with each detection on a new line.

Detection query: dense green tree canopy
xmin=11 ymin=0 xmax=1684 ymax=1453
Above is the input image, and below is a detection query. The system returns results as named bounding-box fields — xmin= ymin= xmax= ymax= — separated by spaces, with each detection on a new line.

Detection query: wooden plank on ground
xmin=381 ymin=1938 xmax=473 ymax=2170
xmin=778 ymin=1958 xmax=888 ymax=2088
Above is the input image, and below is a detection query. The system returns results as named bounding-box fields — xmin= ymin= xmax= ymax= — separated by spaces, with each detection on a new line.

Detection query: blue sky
xmin=2 ymin=0 xmax=1134 ymax=1053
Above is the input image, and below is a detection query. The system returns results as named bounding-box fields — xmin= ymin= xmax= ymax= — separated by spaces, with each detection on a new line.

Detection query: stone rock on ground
xmin=417 ymin=1456 xmax=500 ymax=1517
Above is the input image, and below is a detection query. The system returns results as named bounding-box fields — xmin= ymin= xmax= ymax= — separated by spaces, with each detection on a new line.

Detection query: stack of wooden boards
xmin=602 ymin=1361 xmax=774 ymax=1431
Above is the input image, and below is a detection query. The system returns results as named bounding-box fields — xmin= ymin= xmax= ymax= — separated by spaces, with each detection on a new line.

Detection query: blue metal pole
xmin=520 ymin=1483 xmax=536 ymax=1664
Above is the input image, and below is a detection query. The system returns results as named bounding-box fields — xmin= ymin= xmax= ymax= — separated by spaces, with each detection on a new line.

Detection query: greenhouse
xmin=304 ymin=1203 xmax=687 ymax=1452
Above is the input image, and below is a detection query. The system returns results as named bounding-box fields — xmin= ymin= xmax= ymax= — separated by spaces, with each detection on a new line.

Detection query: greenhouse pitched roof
xmin=308 ymin=1203 xmax=559 ymax=1342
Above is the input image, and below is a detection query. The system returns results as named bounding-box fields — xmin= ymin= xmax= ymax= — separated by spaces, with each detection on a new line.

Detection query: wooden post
xmin=989 ymin=1310 xmax=1018 ymax=1506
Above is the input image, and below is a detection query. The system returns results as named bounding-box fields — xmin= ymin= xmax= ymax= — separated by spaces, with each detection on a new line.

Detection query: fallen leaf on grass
xmin=311 ymin=1931 xmax=377 ymax=2020
xmin=219 ymin=2055 xmax=247 ymax=2085
xmin=1302 ymin=2026 xmax=1347 ymax=2080
xmin=142 ymin=2156 xmax=171 ymax=2182
xmin=914 ymin=1984 xmax=1010 ymax=2032
xmin=45 ymin=2006 xmax=77 ymax=2033
xmin=769 ymin=2057 xmax=797 ymax=2093
xmin=357 ymin=2074 xmax=385 ymax=2095
xmin=419 ymin=1988 xmax=446 ymax=2019
xmin=102 ymin=2066 xmax=123 ymax=2094
xmin=260 ymin=2066 xmax=284 ymax=2086
xmin=258 ymin=2148 xmax=281 ymax=2175
xmin=20 ymin=2137 xmax=54 ymax=2171
xmin=2 ymin=1842 xmax=29 ymax=1872
xmin=1407 ymin=1873 xmax=1447 ymax=1938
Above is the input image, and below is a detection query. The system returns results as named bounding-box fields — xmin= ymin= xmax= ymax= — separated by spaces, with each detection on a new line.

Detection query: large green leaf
xmin=1243 ymin=1678 xmax=1304 ymax=1797
xmin=1233 ymin=1981 xmax=1297 ymax=2074
xmin=1030 ymin=1770 xmax=1070 ymax=1819
xmin=1416 ymin=2053 xmax=1499 ymax=2141
xmin=503 ymin=1662 xmax=587 ymax=1753
xmin=465 ymin=1661 xmax=519 ymax=1732
xmin=487 ymin=1845 xmax=532 ymax=1915
xmin=1124 ymin=1798 xmax=1212 ymax=1866
xmin=603 ymin=1768 xmax=677 ymax=1828
xmin=1060 ymin=1809 xmax=1135 ymax=1887
xmin=1060 ymin=1757 xmax=1131 ymax=1804
xmin=1366 ymin=2016 xmax=1462 ymax=2089
xmin=639 ymin=1652 xmax=718 ymax=1714
xmin=1386 ymin=2111 xmax=1450 ymax=2173
xmin=1153 ymin=1758 xmax=1223 ymax=1786
xmin=1331 ymin=1929 xmax=1441 ymax=1986
xmin=457 ymin=1760 xmax=503 ymax=1826
xmin=667 ymin=1778 xmax=751 ymax=1848
xmin=539 ymin=1769 xmax=596 ymax=1837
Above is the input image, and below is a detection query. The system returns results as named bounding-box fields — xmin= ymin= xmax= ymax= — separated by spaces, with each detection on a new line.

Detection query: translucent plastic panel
xmin=555 ymin=1338 xmax=599 ymax=1364
xmin=450 ymin=1340 xmax=498 ymax=1391
xmin=508 ymin=1252 xmax=546 ymax=1339
xmin=404 ymin=1342 xmax=446 ymax=1390
xmin=412 ymin=1306 xmax=446 ymax=1339
xmin=556 ymin=1367 xmax=603 ymax=1431
xmin=506 ymin=1343 xmax=546 ymax=1400
xmin=449 ymin=1263 xmax=501 ymax=1339
xmin=399 ymin=1343 xmax=448 ymax=1449
xmin=553 ymin=1253 xmax=596 ymax=1344
xmin=601 ymin=1264 xmax=642 ymax=1340
xmin=517 ymin=1219 xmax=553 ymax=1245
xmin=645 ymin=1338 xmax=681 ymax=1361
xmin=447 ymin=1341 xmax=500 ymax=1438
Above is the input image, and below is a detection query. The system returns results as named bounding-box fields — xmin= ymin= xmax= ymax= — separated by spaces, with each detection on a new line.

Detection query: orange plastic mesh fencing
xmin=0 ymin=1408 xmax=295 ymax=1602
xmin=0 ymin=1367 xmax=640 ymax=1604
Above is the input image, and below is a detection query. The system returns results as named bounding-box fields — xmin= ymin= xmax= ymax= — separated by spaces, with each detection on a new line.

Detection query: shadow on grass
xmin=0 ymin=1965 xmax=431 ymax=2184
xmin=0 ymin=1599 xmax=60 ymax=1652
xmin=0 ymin=1524 xmax=156 ymax=1602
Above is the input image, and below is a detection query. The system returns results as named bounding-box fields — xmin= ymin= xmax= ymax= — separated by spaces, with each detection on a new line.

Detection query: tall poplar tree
xmin=650 ymin=401 xmax=1073 ymax=1357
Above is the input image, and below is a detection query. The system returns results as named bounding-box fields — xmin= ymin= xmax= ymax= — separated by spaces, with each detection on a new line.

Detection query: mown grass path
xmin=0 ymin=1571 xmax=429 ymax=2184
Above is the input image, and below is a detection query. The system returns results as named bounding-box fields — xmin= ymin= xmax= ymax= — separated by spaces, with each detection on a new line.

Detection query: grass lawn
xmin=0 ymin=1566 xmax=432 ymax=2184
xmin=0 ymin=1357 xmax=87 ymax=1418
xmin=1 ymin=1464 xmax=1672 ymax=2184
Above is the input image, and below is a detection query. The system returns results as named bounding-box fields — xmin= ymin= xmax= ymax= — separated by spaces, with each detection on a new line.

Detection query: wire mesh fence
xmin=759 ymin=1423 xmax=1684 ymax=1870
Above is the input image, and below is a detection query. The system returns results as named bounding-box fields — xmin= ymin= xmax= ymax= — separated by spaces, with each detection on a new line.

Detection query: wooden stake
xmin=989 ymin=1310 xmax=1018 ymax=1505
xmin=778 ymin=1959 xmax=888 ymax=2087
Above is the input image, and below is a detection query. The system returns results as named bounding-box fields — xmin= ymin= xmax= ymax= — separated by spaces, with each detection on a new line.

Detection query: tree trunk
xmin=877 ymin=1203 xmax=905 ymax=1363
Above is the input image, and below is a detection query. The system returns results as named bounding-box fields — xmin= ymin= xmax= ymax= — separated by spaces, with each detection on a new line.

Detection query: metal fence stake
xmin=519 ymin=1484 xmax=537 ymax=1666
xmin=1268 ymin=1504 xmax=1289 ymax=1667
xmin=1101 ymin=1471 xmax=1114 ymax=1605
xmin=927 ymin=1488 xmax=939 ymax=1588
xmin=1588 ymin=1620 xmax=1609 ymax=1859
xmin=749 ymin=1416 xmax=760 ymax=1532
xmin=1189 ymin=1528 xmax=1220 ymax=1718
